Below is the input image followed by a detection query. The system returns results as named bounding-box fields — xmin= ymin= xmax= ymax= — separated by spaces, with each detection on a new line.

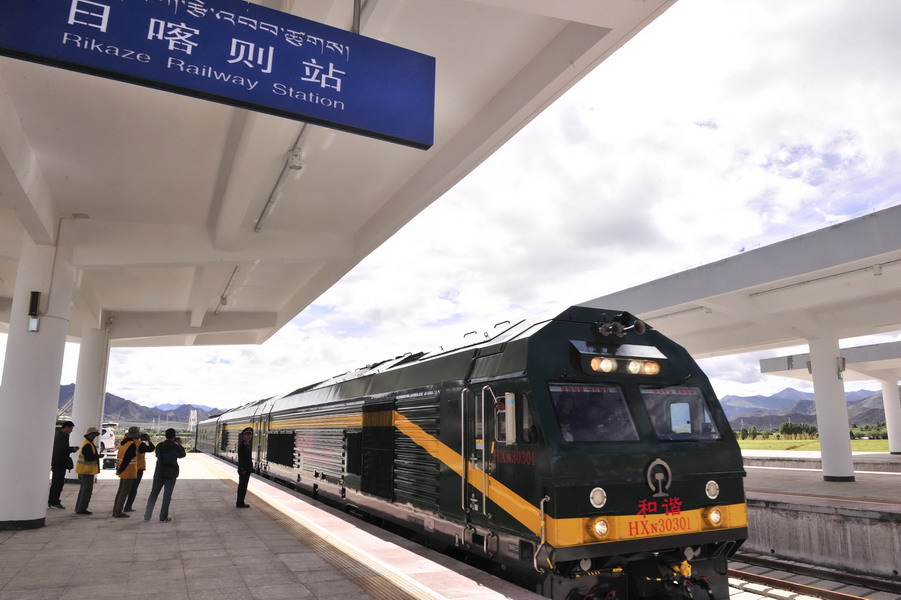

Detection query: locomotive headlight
xmin=705 ymin=480 xmax=720 ymax=499
xmin=703 ymin=508 xmax=723 ymax=527
xmin=641 ymin=360 xmax=661 ymax=375
xmin=589 ymin=518 xmax=609 ymax=538
xmin=591 ymin=357 xmax=618 ymax=373
xmin=589 ymin=487 xmax=607 ymax=508
xmin=626 ymin=360 xmax=642 ymax=374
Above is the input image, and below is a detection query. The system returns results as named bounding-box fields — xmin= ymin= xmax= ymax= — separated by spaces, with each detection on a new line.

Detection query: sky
xmin=5 ymin=0 xmax=901 ymax=410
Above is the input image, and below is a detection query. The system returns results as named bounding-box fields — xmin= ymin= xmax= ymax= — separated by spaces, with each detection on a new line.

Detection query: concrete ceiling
xmin=0 ymin=0 xmax=675 ymax=347
xmin=580 ymin=204 xmax=901 ymax=361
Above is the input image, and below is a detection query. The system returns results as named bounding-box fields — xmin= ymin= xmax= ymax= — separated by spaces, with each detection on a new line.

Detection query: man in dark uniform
xmin=48 ymin=421 xmax=76 ymax=509
xmin=236 ymin=427 xmax=253 ymax=508
xmin=143 ymin=428 xmax=186 ymax=522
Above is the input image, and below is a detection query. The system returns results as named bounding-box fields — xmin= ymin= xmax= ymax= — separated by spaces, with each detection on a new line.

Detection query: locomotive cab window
xmin=549 ymin=384 xmax=639 ymax=442
xmin=640 ymin=386 xmax=721 ymax=441
xmin=494 ymin=391 xmax=533 ymax=444
xmin=521 ymin=392 xmax=538 ymax=444
xmin=494 ymin=400 xmax=507 ymax=443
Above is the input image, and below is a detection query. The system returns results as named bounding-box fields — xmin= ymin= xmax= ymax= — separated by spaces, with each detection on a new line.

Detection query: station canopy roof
xmin=0 ymin=0 xmax=675 ymax=347
xmin=581 ymin=205 xmax=901 ymax=362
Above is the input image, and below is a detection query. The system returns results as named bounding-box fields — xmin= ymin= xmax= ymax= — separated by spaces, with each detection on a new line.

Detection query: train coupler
xmin=655 ymin=572 xmax=718 ymax=600
xmin=564 ymin=585 xmax=622 ymax=600
xmin=557 ymin=567 xmax=627 ymax=600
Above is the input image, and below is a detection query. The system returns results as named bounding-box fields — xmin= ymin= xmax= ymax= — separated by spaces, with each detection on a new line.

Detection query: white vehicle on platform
xmin=98 ymin=423 xmax=117 ymax=453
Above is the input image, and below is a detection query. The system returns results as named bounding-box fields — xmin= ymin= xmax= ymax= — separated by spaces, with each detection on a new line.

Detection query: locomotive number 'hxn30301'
xmin=196 ymin=306 xmax=747 ymax=599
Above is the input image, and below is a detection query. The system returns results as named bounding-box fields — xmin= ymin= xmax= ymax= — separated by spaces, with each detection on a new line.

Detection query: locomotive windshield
xmin=549 ymin=384 xmax=639 ymax=442
xmin=640 ymin=386 xmax=721 ymax=441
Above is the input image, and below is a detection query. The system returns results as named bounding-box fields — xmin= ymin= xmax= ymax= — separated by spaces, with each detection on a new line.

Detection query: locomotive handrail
xmin=484 ymin=531 xmax=497 ymax=557
xmin=480 ymin=385 xmax=494 ymax=517
xmin=533 ymin=494 xmax=551 ymax=574
xmin=461 ymin=386 xmax=469 ymax=514
xmin=460 ymin=522 xmax=475 ymax=549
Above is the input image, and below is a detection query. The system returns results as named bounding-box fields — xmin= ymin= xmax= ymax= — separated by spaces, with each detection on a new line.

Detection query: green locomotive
xmin=197 ymin=306 xmax=747 ymax=599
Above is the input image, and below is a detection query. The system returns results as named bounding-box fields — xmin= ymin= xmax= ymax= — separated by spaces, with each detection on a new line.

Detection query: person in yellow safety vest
xmin=74 ymin=427 xmax=101 ymax=515
xmin=123 ymin=433 xmax=155 ymax=512
xmin=112 ymin=426 xmax=141 ymax=518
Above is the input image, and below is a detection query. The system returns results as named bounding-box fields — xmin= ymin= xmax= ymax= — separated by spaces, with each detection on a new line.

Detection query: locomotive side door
xmin=461 ymin=385 xmax=526 ymax=556
xmin=219 ymin=423 xmax=229 ymax=456
xmin=462 ymin=387 xmax=489 ymax=518
xmin=256 ymin=414 xmax=269 ymax=467
xmin=361 ymin=399 xmax=395 ymax=500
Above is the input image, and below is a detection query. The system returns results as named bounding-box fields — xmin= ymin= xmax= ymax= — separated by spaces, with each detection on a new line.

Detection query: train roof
xmin=201 ymin=305 xmax=650 ymax=423
xmin=292 ymin=307 xmax=583 ymax=392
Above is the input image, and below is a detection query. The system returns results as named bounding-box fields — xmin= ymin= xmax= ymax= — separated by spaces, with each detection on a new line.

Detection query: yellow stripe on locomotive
xmin=394 ymin=410 xmax=748 ymax=547
xmin=551 ymin=503 xmax=747 ymax=547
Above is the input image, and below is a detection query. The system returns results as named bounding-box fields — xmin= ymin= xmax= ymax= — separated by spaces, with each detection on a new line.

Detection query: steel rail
xmin=729 ymin=569 xmax=870 ymax=600
xmin=732 ymin=552 xmax=901 ymax=595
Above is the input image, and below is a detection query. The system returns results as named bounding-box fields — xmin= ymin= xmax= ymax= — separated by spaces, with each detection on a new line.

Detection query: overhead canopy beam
xmin=69 ymin=220 xmax=353 ymax=268
xmin=0 ymin=74 xmax=57 ymax=245
xmin=108 ymin=310 xmax=277 ymax=341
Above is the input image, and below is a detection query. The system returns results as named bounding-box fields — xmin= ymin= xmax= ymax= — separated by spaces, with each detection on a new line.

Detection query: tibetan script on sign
xmin=0 ymin=0 xmax=435 ymax=149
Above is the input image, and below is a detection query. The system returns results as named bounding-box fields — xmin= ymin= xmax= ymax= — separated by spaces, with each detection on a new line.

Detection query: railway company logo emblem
xmin=646 ymin=458 xmax=672 ymax=497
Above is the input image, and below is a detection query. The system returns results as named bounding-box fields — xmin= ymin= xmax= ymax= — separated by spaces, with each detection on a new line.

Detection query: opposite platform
xmin=741 ymin=451 xmax=901 ymax=583
xmin=0 ymin=453 xmax=541 ymax=600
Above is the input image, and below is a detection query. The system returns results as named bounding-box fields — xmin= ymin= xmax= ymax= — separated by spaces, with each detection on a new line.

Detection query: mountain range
xmin=720 ymin=386 xmax=891 ymax=429
xmin=57 ymin=384 xmax=226 ymax=427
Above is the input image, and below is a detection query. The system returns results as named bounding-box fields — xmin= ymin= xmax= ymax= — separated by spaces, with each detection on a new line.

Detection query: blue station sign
xmin=0 ymin=0 xmax=435 ymax=149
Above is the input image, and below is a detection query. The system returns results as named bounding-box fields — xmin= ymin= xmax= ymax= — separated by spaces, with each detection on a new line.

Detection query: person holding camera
xmin=143 ymin=428 xmax=186 ymax=522
xmin=123 ymin=432 xmax=155 ymax=512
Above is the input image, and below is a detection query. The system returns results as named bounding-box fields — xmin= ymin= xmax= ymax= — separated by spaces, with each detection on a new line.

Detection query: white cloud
xmin=3 ymin=0 xmax=901 ymax=409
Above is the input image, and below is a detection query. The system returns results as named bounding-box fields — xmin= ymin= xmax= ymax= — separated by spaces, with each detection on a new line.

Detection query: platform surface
xmin=0 ymin=453 xmax=541 ymax=600
xmin=743 ymin=450 xmax=901 ymax=511
xmin=4 ymin=450 xmax=896 ymax=600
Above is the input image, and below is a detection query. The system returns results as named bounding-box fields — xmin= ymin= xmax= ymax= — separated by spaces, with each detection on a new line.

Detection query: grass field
xmin=737 ymin=438 xmax=890 ymax=452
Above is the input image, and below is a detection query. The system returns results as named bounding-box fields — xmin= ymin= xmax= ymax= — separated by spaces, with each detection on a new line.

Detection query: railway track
xmin=729 ymin=552 xmax=901 ymax=600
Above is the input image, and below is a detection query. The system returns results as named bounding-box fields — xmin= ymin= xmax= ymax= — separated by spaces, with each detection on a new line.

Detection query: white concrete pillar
xmin=67 ymin=327 xmax=111 ymax=482
xmin=880 ymin=380 xmax=901 ymax=455
xmin=0 ymin=236 xmax=74 ymax=529
xmin=808 ymin=337 xmax=855 ymax=481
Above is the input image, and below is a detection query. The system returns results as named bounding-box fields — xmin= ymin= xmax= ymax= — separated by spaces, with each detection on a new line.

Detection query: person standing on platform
xmin=74 ymin=426 xmax=102 ymax=514
xmin=236 ymin=427 xmax=253 ymax=508
xmin=112 ymin=426 xmax=141 ymax=518
xmin=143 ymin=428 xmax=186 ymax=522
xmin=48 ymin=420 xmax=77 ymax=510
xmin=123 ymin=432 xmax=154 ymax=512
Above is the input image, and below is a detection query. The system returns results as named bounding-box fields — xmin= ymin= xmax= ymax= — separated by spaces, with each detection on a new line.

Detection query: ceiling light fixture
xmin=254 ymin=124 xmax=310 ymax=232
xmin=214 ymin=267 xmax=239 ymax=315
xmin=287 ymin=148 xmax=303 ymax=170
